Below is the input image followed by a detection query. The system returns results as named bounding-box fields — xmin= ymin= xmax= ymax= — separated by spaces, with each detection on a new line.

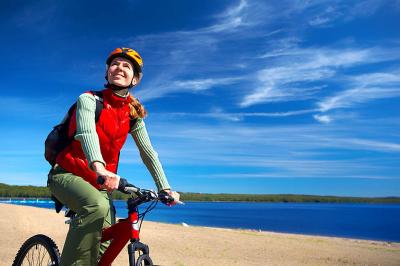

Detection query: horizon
xmin=1 ymin=181 xmax=400 ymax=199
xmin=0 ymin=0 xmax=399 ymax=197
xmin=1 ymin=182 xmax=400 ymax=199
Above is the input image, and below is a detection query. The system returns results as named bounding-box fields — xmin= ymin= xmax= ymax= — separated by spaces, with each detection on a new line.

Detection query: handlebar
xmin=97 ymin=176 xmax=182 ymax=205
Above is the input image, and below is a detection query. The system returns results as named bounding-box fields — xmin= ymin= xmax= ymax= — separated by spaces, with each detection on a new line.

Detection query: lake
xmin=2 ymin=199 xmax=399 ymax=242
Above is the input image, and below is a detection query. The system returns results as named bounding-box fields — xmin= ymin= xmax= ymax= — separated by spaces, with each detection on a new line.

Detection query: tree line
xmin=1 ymin=183 xmax=399 ymax=203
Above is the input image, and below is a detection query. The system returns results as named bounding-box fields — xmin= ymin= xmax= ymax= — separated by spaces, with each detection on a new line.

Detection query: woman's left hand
xmin=162 ymin=189 xmax=181 ymax=206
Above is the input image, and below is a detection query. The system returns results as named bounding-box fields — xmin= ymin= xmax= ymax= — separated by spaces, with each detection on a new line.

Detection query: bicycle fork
xmin=128 ymin=240 xmax=150 ymax=266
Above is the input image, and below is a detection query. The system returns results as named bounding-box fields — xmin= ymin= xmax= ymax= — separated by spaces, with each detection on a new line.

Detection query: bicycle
xmin=12 ymin=177 xmax=180 ymax=266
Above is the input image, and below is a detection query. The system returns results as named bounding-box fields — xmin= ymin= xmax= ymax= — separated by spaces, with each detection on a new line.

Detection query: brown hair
xmin=129 ymin=95 xmax=147 ymax=119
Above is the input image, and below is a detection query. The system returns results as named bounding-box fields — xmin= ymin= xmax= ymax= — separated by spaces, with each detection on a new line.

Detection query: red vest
xmin=56 ymin=88 xmax=132 ymax=189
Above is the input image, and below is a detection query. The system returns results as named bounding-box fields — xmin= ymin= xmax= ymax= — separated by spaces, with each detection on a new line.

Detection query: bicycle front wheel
xmin=12 ymin=234 xmax=60 ymax=266
xmin=136 ymin=254 xmax=153 ymax=266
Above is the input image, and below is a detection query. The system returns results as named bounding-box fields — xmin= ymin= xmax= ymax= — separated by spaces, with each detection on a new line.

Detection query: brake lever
xmin=97 ymin=176 xmax=140 ymax=195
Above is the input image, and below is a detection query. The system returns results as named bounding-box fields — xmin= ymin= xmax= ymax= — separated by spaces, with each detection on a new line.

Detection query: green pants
xmin=48 ymin=165 xmax=115 ymax=266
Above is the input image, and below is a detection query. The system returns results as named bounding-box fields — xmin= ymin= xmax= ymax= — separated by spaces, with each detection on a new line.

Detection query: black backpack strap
xmin=66 ymin=102 xmax=77 ymax=117
xmin=91 ymin=91 xmax=104 ymax=122
xmin=130 ymin=117 xmax=138 ymax=132
xmin=51 ymin=194 xmax=64 ymax=213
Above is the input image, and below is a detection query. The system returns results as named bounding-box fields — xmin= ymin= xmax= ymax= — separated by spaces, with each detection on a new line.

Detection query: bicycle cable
xmin=137 ymin=192 xmax=159 ymax=232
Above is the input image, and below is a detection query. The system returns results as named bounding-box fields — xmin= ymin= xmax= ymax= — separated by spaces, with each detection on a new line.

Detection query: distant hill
xmin=1 ymin=183 xmax=399 ymax=203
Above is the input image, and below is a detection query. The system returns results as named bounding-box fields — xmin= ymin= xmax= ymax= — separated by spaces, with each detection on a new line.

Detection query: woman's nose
xmin=116 ymin=64 xmax=124 ymax=70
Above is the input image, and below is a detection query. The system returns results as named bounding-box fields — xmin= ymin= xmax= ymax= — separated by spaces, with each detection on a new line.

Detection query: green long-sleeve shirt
xmin=74 ymin=93 xmax=170 ymax=191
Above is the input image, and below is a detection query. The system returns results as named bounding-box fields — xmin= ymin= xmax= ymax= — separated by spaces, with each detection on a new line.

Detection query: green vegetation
xmin=178 ymin=192 xmax=400 ymax=203
xmin=0 ymin=183 xmax=51 ymax=198
xmin=1 ymin=183 xmax=400 ymax=203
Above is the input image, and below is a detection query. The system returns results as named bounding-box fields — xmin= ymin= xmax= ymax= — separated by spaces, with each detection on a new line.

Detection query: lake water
xmin=2 ymin=199 xmax=399 ymax=242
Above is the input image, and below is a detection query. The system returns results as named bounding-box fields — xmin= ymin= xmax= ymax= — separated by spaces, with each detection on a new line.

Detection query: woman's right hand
xmin=92 ymin=161 xmax=120 ymax=191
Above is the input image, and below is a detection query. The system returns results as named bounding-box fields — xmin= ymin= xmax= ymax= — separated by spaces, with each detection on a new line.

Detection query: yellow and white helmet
xmin=106 ymin=47 xmax=143 ymax=83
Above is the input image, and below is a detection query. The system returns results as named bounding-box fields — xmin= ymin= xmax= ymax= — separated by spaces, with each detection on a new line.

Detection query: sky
xmin=0 ymin=0 xmax=399 ymax=196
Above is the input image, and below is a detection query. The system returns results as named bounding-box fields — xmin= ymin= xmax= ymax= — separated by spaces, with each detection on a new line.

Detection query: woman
xmin=48 ymin=47 xmax=180 ymax=265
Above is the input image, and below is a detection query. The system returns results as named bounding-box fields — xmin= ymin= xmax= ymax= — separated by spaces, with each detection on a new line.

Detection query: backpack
xmin=44 ymin=91 xmax=104 ymax=166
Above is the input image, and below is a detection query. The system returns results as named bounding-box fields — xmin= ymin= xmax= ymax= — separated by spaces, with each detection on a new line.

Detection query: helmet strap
xmin=106 ymin=83 xmax=130 ymax=97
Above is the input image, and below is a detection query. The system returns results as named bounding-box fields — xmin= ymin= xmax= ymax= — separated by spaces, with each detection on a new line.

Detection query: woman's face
xmin=107 ymin=57 xmax=136 ymax=87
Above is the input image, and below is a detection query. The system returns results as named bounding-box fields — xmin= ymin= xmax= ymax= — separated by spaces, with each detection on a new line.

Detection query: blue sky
xmin=0 ymin=0 xmax=399 ymax=196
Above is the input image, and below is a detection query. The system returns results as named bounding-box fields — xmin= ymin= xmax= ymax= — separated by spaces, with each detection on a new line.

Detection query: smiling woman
xmin=107 ymin=58 xmax=136 ymax=88
xmin=46 ymin=47 xmax=181 ymax=265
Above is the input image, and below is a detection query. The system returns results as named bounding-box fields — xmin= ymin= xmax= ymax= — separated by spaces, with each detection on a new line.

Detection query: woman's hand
xmin=161 ymin=189 xmax=181 ymax=206
xmin=92 ymin=161 xmax=120 ymax=191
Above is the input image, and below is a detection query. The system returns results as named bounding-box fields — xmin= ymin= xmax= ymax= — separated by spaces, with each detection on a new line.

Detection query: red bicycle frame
xmin=98 ymin=203 xmax=150 ymax=266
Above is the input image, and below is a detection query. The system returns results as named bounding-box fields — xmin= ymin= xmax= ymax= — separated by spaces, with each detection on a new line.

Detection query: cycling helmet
xmin=106 ymin=47 xmax=143 ymax=83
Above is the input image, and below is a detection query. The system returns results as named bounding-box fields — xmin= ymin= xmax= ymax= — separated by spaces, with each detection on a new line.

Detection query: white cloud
xmin=157 ymin=108 xmax=317 ymax=122
xmin=348 ymin=0 xmax=386 ymax=18
xmin=121 ymin=118 xmax=400 ymax=179
xmin=345 ymin=138 xmax=400 ymax=152
xmin=308 ymin=5 xmax=341 ymax=27
xmin=204 ymin=0 xmax=248 ymax=33
xmin=191 ymin=173 xmax=395 ymax=180
xmin=242 ymin=46 xmax=400 ymax=108
xmin=318 ymin=87 xmax=400 ymax=112
xmin=127 ymin=0 xmax=270 ymax=101
xmin=351 ymin=72 xmax=400 ymax=86
xmin=240 ymin=85 xmax=324 ymax=107
xmin=173 ymin=77 xmax=244 ymax=92
xmin=313 ymin=114 xmax=332 ymax=123
xmin=119 ymin=0 xmax=400 ymax=130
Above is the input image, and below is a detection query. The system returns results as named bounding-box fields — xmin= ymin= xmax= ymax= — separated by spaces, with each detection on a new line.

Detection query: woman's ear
xmin=131 ymin=76 xmax=138 ymax=86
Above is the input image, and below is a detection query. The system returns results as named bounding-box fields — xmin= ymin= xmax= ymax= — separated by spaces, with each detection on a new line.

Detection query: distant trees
xmin=1 ymin=183 xmax=399 ymax=203
xmin=177 ymin=192 xmax=400 ymax=203
xmin=0 ymin=183 xmax=50 ymax=198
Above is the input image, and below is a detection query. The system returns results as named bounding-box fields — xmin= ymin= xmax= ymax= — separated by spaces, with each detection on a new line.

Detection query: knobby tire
xmin=12 ymin=234 xmax=60 ymax=266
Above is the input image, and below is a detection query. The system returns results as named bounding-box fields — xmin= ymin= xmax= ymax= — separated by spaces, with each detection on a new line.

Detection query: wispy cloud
xmin=313 ymin=114 xmax=332 ymax=124
xmin=318 ymin=87 xmax=400 ymax=112
xmin=138 ymin=77 xmax=244 ymax=100
xmin=173 ymin=77 xmax=244 ymax=91
xmin=292 ymin=0 xmax=390 ymax=27
xmin=120 ymin=0 xmax=400 ymax=130
xmin=123 ymin=0 xmax=267 ymax=101
xmin=344 ymin=138 xmax=400 ymax=152
xmin=120 ymin=117 xmax=400 ymax=180
xmin=153 ymin=108 xmax=317 ymax=122
xmin=316 ymin=69 xmax=400 ymax=114
xmin=240 ymin=43 xmax=400 ymax=125
xmin=190 ymin=173 xmax=397 ymax=180
xmin=204 ymin=0 xmax=249 ymax=33
xmin=351 ymin=71 xmax=400 ymax=86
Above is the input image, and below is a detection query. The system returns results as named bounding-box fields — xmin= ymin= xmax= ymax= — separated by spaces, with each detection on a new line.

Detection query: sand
xmin=0 ymin=203 xmax=399 ymax=266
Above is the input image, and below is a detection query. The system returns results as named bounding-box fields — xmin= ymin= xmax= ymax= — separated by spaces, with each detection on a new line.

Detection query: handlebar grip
xmin=118 ymin=178 xmax=128 ymax=191
xmin=97 ymin=176 xmax=131 ymax=191
xmin=97 ymin=176 xmax=105 ymax=185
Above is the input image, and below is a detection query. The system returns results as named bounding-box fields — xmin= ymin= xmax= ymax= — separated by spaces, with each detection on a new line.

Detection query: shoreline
xmin=2 ymin=196 xmax=400 ymax=204
xmin=1 ymin=201 xmax=399 ymax=244
xmin=1 ymin=203 xmax=400 ymax=265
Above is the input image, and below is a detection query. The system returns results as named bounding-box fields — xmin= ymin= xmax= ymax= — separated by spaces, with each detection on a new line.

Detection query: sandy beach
xmin=1 ymin=203 xmax=399 ymax=266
